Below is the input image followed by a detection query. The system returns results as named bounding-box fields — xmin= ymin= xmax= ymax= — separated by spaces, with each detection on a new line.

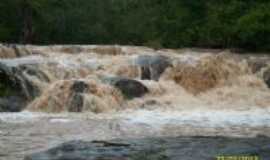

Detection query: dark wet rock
xmin=0 ymin=68 xmax=29 ymax=112
xmin=0 ymin=64 xmax=25 ymax=101
xmin=68 ymin=81 xmax=89 ymax=112
xmin=263 ymin=68 xmax=270 ymax=88
xmin=0 ymin=62 xmax=50 ymax=112
xmin=0 ymin=63 xmax=43 ymax=100
xmin=102 ymin=76 xmax=148 ymax=99
xmin=114 ymin=79 xmax=148 ymax=99
xmin=135 ymin=55 xmax=172 ymax=81
xmin=247 ymin=58 xmax=270 ymax=73
xmin=0 ymin=97 xmax=26 ymax=112
xmin=71 ymin=81 xmax=89 ymax=93
xmin=24 ymin=136 xmax=270 ymax=160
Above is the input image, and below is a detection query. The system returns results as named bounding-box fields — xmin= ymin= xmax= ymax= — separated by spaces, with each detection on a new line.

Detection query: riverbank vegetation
xmin=0 ymin=0 xmax=269 ymax=51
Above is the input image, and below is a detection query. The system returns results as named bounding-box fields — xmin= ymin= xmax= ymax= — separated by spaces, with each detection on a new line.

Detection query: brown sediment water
xmin=0 ymin=45 xmax=270 ymax=160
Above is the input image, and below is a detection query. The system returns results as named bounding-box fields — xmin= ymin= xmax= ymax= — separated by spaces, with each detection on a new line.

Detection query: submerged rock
xmin=135 ymin=55 xmax=172 ymax=81
xmin=245 ymin=55 xmax=270 ymax=73
xmin=0 ymin=44 xmax=33 ymax=58
xmin=163 ymin=54 xmax=249 ymax=94
xmin=248 ymin=59 xmax=269 ymax=73
xmin=24 ymin=136 xmax=270 ymax=160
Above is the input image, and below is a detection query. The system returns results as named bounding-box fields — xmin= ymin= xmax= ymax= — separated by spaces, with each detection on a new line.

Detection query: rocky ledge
xmin=24 ymin=136 xmax=270 ymax=160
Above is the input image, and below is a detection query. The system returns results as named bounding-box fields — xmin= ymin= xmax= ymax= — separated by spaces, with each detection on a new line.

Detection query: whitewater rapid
xmin=1 ymin=108 xmax=270 ymax=128
xmin=1 ymin=45 xmax=270 ymax=160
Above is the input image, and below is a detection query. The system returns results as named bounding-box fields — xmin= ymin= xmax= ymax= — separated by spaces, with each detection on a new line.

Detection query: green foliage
xmin=236 ymin=2 xmax=270 ymax=50
xmin=0 ymin=0 xmax=269 ymax=51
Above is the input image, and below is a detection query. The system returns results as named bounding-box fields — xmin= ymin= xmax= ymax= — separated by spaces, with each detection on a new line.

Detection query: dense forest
xmin=0 ymin=0 xmax=269 ymax=51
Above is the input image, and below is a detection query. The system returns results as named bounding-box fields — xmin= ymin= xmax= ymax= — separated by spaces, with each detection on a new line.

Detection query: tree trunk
xmin=21 ymin=0 xmax=33 ymax=44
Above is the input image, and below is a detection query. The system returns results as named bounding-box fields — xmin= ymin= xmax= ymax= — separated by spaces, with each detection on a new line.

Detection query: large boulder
xmin=24 ymin=136 xmax=270 ymax=160
xmin=0 ymin=62 xmax=49 ymax=112
xmin=0 ymin=63 xmax=45 ymax=100
xmin=102 ymin=76 xmax=149 ymax=99
xmin=135 ymin=55 xmax=172 ymax=81
xmin=0 ymin=64 xmax=27 ymax=112
xmin=114 ymin=79 xmax=148 ymax=99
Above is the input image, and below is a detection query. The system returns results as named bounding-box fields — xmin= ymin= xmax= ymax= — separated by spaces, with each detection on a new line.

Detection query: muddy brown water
xmin=1 ymin=45 xmax=270 ymax=160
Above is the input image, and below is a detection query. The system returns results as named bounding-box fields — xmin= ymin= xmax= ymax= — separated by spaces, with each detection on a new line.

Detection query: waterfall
xmin=1 ymin=45 xmax=270 ymax=113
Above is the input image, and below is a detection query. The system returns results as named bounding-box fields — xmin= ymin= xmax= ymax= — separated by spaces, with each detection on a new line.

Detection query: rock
xmin=0 ymin=64 xmax=20 ymax=96
xmin=0 ymin=62 xmax=50 ymax=112
xmin=0 ymin=63 xmax=43 ymax=100
xmin=0 ymin=63 xmax=26 ymax=109
xmin=247 ymin=57 xmax=270 ymax=73
xmin=102 ymin=76 xmax=148 ymax=99
xmin=0 ymin=97 xmax=26 ymax=112
xmin=263 ymin=68 xmax=270 ymax=88
xmin=68 ymin=81 xmax=89 ymax=112
xmin=28 ymin=79 xmax=123 ymax=113
xmin=114 ymin=79 xmax=148 ymax=99
xmin=12 ymin=45 xmax=32 ymax=57
xmin=135 ymin=55 xmax=172 ymax=81
xmin=0 ymin=44 xmax=33 ymax=58
xmin=0 ymin=44 xmax=17 ymax=58
xmin=24 ymin=136 xmax=270 ymax=160
xmin=71 ymin=81 xmax=89 ymax=93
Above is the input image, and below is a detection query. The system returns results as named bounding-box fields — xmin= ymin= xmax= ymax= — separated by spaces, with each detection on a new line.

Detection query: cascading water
xmin=1 ymin=45 xmax=270 ymax=160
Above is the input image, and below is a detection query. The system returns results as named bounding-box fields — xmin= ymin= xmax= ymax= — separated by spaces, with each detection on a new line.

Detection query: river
xmin=0 ymin=45 xmax=270 ymax=160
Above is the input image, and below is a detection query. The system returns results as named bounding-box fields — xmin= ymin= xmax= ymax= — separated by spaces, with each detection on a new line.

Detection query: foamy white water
xmin=122 ymin=108 xmax=270 ymax=127
xmin=0 ymin=111 xmax=44 ymax=123
xmin=1 ymin=107 xmax=270 ymax=128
